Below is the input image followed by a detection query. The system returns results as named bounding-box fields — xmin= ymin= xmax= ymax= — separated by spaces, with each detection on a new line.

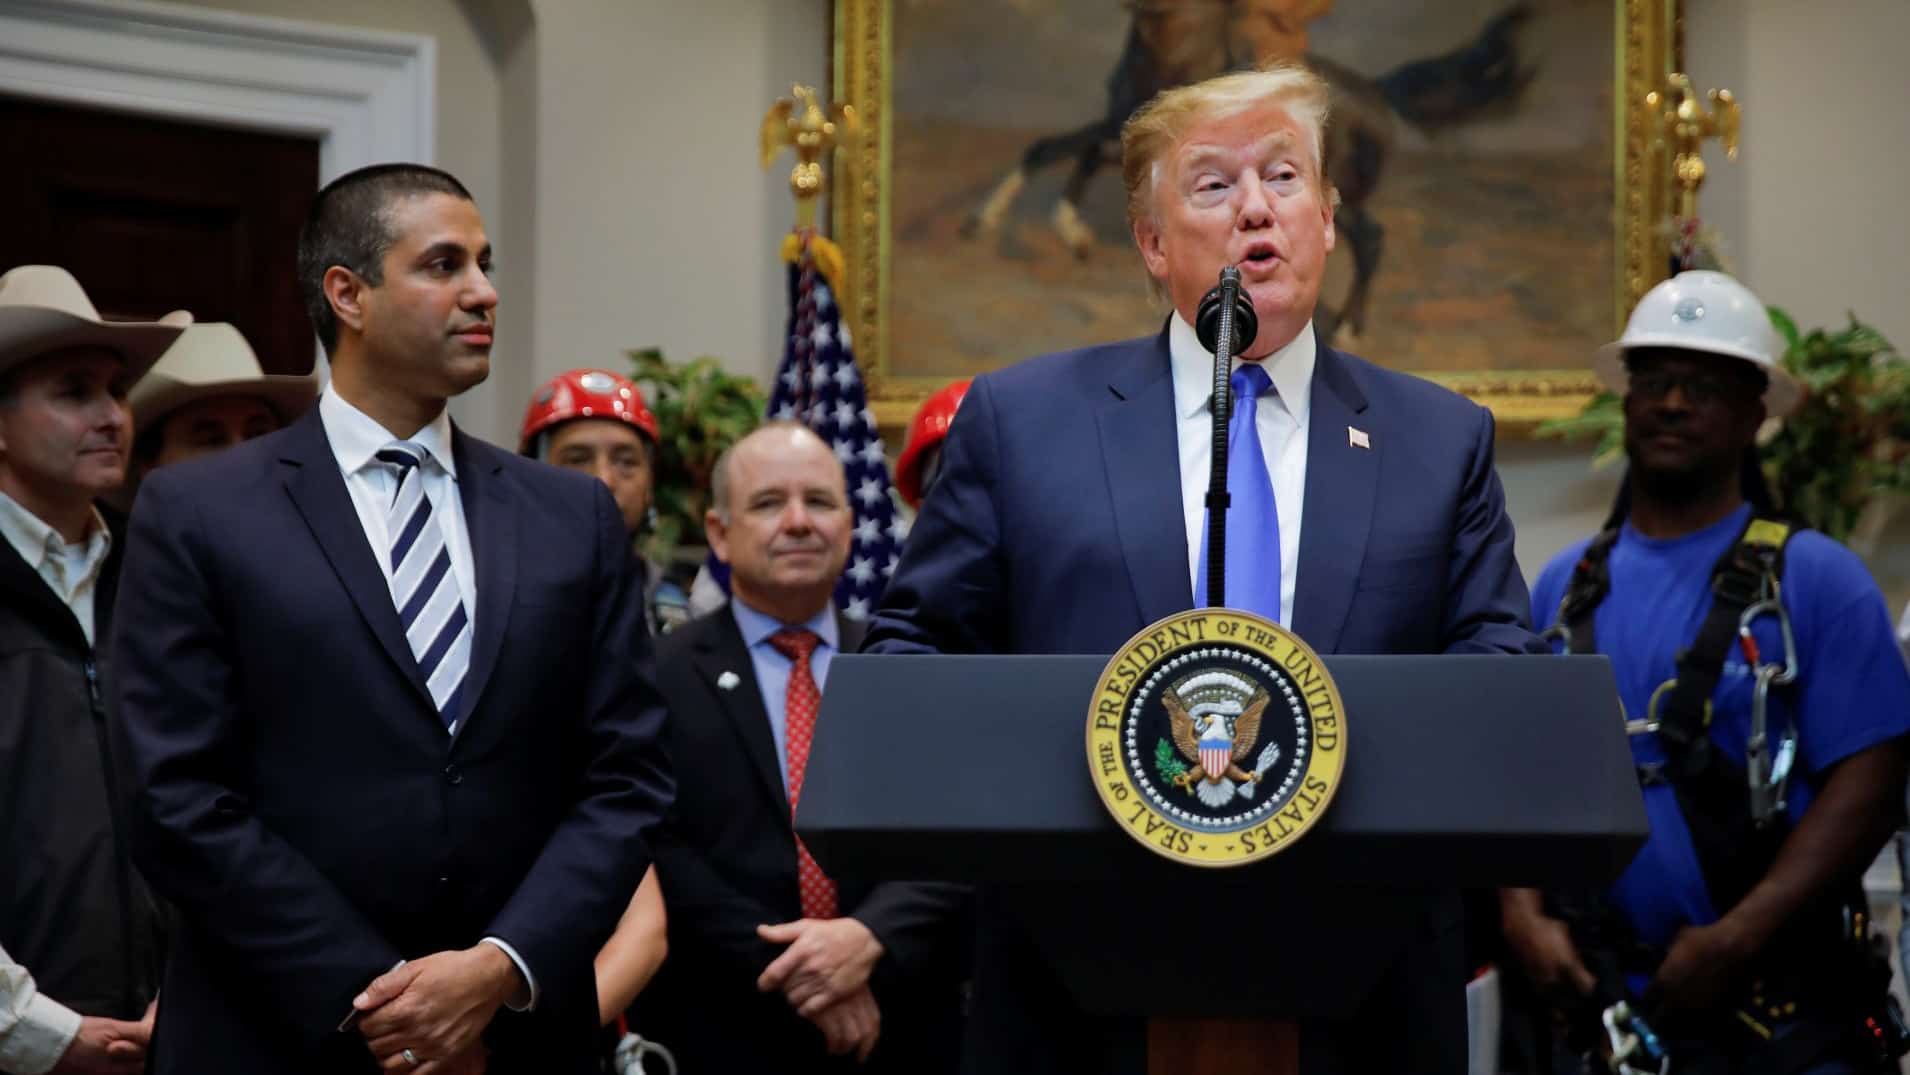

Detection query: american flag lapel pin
xmin=1348 ymin=426 xmax=1371 ymax=450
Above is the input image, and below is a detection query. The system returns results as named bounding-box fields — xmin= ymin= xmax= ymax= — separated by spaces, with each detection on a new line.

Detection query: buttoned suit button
xmin=442 ymin=764 xmax=462 ymax=785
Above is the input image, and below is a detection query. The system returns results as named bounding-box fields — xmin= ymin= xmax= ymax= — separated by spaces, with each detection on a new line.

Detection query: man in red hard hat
xmin=893 ymin=379 xmax=969 ymax=510
xmin=522 ymin=368 xmax=687 ymax=635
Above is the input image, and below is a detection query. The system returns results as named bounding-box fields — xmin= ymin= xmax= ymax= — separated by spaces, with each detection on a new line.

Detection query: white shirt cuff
xmin=0 ymin=990 xmax=83 ymax=1075
xmin=479 ymin=937 xmax=537 ymax=1012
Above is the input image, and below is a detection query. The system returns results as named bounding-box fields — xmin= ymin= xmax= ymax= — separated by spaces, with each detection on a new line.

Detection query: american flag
xmin=764 ymin=244 xmax=906 ymax=622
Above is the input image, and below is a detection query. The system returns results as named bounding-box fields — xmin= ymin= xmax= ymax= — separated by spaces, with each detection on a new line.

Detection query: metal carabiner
xmin=1602 ymin=1000 xmax=1671 ymax=1075
xmin=1736 ymin=595 xmax=1799 ymax=687
xmin=1745 ymin=662 xmax=1794 ymax=825
xmin=1737 ymin=589 xmax=1799 ymax=827
xmin=613 ymin=1032 xmax=678 ymax=1075
xmin=1637 ymin=678 xmax=1709 ymax=737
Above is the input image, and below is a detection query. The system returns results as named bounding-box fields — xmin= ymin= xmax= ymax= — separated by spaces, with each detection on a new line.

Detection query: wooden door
xmin=0 ymin=95 xmax=320 ymax=374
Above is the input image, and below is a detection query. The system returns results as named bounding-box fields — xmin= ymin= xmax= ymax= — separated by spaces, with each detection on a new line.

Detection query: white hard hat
xmin=1595 ymin=270 xmax=1801 ymax=418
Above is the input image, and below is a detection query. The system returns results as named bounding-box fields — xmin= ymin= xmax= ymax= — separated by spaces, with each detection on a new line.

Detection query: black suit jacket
xmin=632 ymin=607 xmax=969 ymax=1074
xmin=111 ymin=408 xmax=673 ymax=1074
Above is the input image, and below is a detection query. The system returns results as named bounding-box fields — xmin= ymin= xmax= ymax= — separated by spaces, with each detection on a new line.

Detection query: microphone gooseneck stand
xmin=1194 ymin=266 xmax=1259 ymax=610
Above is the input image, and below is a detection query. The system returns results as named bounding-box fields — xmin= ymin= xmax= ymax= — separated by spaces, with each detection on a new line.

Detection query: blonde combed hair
xmin=1120 ymin=62 xmax=1336 ymax=231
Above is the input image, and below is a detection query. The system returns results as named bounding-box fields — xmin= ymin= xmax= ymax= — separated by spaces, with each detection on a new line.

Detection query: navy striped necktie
xmin=376 ymin=442 xmax=470 ymax=733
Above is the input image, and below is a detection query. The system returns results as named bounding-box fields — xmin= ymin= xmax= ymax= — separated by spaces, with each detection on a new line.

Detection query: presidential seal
xmin=1086 ymin=608 xmax=1346 ymax=867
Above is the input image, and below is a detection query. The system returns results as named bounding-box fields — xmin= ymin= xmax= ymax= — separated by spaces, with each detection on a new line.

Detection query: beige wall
xmin=495 ymin=0 xmax=830 ymax=446
xmin=1687 ymin=0 xmax=1910 ymax=351
xmin=1684 ymin=0 xmax=1910 ymax=609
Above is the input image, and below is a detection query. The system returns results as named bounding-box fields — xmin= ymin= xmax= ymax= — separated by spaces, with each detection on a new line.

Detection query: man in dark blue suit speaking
xmin=111 ymin=165 xmax=671 ymax=1074
xmin=865 ymin=64 xmax=1543 ymax=1073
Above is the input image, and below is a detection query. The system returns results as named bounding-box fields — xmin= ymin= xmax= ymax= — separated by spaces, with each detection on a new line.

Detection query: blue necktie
xmin=377 ymin=442 xmax=471 ymax=732
xmin=1194 ymin=364 xmax=1282 ymax=622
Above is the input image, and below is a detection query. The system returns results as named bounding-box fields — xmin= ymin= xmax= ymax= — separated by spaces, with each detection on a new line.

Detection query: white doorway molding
xmin=0 ymin=0 xmax=435 ymax=181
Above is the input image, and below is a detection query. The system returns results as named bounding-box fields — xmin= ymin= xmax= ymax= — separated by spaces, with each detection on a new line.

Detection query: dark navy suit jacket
xmin=111 ymin=407 xmax=673 ymax=1074
xmin=865 ymin=329 xmax=1543 ymax=1074
xmin=631 ymin=611 xmax=968 ymax=1074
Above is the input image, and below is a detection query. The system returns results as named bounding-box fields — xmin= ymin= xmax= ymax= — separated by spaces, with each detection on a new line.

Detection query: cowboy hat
xmin=131 ymin=323 xmax=318 ymax=431
xmin=0 ymin=265 xmax=191 ymax=382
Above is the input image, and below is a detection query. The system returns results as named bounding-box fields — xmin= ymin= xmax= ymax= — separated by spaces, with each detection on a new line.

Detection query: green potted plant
xmin=626 ymin=347 xmax=766 ymax=563
xmin=1537 ymin=309 xmax=1910 ymax=544
xmin=1759 ymin=312 xmax=1910 ymax=544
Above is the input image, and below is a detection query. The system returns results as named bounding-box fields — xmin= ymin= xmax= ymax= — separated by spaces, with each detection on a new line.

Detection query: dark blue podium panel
xmin=795 ymin=652 xmax=1644 ymax=1018
xmin=799 ymin=653 xmax=1644 ymax=889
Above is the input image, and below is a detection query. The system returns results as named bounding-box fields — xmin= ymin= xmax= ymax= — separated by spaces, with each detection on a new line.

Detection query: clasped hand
xmin=353 ymin=945 xmax=522 ymax=1073
xmin=757 ymin=917 xmax=885 ymax=1061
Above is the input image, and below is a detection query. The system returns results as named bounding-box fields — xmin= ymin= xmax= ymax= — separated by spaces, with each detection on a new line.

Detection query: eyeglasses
xmin=1627 ymin=370 xmax=1757 ymax=407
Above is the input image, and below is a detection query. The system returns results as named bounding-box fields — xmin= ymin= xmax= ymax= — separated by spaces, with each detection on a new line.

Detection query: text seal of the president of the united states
xmin=1086 ymin=608 xmax=1347 ymax=867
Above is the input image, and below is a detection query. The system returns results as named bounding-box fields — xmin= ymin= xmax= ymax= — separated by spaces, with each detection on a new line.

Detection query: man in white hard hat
xmin=0 ymin=265 xmax=185 ymax=1075
xmin=1503 ymin=271 xmax=1910 ymax=1073
xmin=129 ymin=322 xmax=317 ymax=476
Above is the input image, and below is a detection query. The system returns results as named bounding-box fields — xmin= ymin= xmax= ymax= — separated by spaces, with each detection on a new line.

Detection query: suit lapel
xmin=1097 ymin=331 xmax=1192 ymax=627
xmin=693 ymin=612 xmax=789 ymax=814
xmin=452 ymin=427 xmax=515 ymax=732
xmin=1291 ymin=346 xmax=1377 ymax=654
xmin=279 ymin=408 xmax=435 ymax=712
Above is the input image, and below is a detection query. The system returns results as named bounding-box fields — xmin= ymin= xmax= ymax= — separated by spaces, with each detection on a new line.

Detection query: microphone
xmin=1197 ymin=267 xmax=1256 ymax=609
xmin=1195 ymin=271 xmax=1258 ymax=356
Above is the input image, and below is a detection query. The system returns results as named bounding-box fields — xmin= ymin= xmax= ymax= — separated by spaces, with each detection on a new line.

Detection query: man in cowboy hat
xmin=0 ymin=265 xmax=184 ymax=1075
xmin=1506 ymin=271 xmax=1910 ymax=1073
xmin=129 ymin=322 xmax=317 ymax=476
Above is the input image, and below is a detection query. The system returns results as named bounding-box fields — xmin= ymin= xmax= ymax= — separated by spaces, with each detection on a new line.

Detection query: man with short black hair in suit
xmin=632 ymin=422 xmax=967 ymax=1073
xmin=112 ymin=164 xmax=671 ymax=1075
xmin=865 ymin=63 xmax=1543 ymax=1074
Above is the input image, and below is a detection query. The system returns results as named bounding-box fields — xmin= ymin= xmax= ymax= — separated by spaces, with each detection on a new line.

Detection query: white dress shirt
xmin=315 ymin=389 xmax=535 ymax=1009
xmin=0 ymin=942 xmax=80 ymax=1075
xmin=1168 ymin=312 xmax=1313 ymax=627
xmin=0 ymin=492 xmax=111 ymax=646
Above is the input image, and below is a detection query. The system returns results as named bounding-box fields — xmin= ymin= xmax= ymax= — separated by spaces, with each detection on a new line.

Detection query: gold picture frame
xmin=833 ymin=0 xmax=1683 ymax=430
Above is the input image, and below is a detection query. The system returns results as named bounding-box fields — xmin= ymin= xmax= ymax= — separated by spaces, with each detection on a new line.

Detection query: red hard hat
xmin=894 ymin=379 xmax=970 ymax=508
xmin=520 ymin=368 xmax=658 ymax=454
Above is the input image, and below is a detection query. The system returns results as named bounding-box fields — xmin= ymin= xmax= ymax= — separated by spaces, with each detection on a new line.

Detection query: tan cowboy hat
xmin=0 ymin=265 xmax=192 ymax=382
xmin=131 ymin=323 xmax=319 ymax=431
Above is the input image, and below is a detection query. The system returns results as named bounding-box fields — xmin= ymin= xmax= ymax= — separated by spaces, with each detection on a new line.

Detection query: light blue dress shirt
xmin=730 ymin=598 xmax=840 ymax=793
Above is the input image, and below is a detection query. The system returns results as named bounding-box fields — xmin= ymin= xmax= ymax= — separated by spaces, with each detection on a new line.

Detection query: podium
xmin=797 ymin=652 xmax=1646 ymax=1073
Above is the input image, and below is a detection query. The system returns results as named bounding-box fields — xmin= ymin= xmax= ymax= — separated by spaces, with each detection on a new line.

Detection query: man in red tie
xmin=629 ymin=421 xmax=968 ymax=1072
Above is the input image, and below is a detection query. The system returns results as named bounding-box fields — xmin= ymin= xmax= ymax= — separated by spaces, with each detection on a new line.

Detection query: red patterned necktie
xmin=768 ymin=627 xmax=838 ymax=919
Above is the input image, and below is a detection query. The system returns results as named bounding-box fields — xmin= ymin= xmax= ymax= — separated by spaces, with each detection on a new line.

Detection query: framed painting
xmin=831 ymin=0 xmax=1684 ymax=429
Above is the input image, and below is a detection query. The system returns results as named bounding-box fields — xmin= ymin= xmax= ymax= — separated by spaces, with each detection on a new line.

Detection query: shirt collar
xmin=731 ymin=594 xmax=840 ymax=652
xmin=1168 ymin=312 xmax=1315 ymax=426
xmin=0 ymin=489 xmax=110 ymax=575
xmin=318 ymin=387 xmax=459 ymax=480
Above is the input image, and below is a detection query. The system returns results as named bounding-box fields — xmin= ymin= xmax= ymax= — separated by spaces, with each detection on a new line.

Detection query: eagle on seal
xmin=1164 ymin=682 xmax=1277 ymax=807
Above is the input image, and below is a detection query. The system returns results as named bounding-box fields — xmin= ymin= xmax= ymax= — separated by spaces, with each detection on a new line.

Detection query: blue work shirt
xmin=1531 ymin=504 xmax=1910 ymax=952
